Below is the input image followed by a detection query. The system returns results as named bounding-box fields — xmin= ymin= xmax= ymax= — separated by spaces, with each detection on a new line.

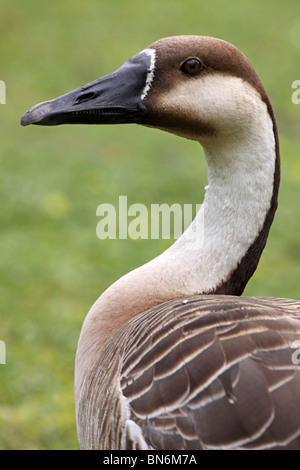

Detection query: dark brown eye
xmin=180 ymin=58 xmax=202 ymax=75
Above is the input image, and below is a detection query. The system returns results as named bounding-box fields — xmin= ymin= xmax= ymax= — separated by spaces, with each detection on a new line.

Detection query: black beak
xmin=20 ymin=51 xmax=152 ymax=127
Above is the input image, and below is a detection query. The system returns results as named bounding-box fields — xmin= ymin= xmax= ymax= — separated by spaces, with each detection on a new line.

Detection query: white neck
xmin=159 ymin=122 xmax=276 ymax=294
xmin=77 ymin=81 xmax=276 ymax=350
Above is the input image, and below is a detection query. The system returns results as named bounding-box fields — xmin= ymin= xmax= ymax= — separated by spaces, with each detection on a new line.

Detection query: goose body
xmin=21 ymin=36 xmax=300 ymax=450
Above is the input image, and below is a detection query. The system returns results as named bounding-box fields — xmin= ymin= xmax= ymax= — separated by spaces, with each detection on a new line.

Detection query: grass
xmin=1 ymin=0 xmax=300 ymax=449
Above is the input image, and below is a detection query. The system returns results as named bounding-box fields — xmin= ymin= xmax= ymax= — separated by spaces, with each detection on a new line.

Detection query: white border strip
xmin=141 ymin=48 xmax=156 ymax=101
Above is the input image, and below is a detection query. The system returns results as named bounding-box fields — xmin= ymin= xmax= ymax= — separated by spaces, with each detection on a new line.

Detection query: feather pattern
xmin=75 ymin=295 xmax=300 ymax=450
xmin=120 ymin=296 xmax=300 ymax=450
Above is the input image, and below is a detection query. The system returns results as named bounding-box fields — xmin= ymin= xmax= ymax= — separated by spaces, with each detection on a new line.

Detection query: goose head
xmin=21 ymin=35 xmax=274 ymax=147
xmin=21 ymin=36 xmax=279 ymax=301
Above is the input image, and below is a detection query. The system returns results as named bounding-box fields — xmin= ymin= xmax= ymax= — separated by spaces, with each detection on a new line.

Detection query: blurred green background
xmin=1 ymin=0 xmax=300 ymax=450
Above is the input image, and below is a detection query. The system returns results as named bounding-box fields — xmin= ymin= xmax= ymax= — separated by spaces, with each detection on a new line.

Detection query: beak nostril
xmin=75 ymin=92 xmax=96 ymax=104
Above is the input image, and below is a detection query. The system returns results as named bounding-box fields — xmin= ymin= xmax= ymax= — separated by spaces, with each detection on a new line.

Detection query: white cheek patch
xmin=141 ymin=48 xmax=156 ymax=101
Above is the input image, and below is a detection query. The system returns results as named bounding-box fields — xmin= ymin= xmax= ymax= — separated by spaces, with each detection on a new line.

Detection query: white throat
xmin=160 ymin=131 xmax=276 ymax=293
xmin=137 ymin=76 xmax=277 ymax=295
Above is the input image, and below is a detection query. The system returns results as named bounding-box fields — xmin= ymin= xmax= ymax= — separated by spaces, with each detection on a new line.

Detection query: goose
xmin=21 ymin=35 xmax=300 ymax=450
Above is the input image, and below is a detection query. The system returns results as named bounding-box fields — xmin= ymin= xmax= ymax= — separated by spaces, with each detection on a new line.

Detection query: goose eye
xmin=180 ymin=58 xmax=202 ymax=75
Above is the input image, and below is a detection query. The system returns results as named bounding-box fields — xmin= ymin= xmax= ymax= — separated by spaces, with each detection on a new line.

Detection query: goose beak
xmin=20 ymin=51 xmax=151 ymax=127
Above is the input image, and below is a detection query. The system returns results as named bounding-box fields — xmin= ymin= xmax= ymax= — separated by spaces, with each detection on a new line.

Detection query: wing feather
xmin=119 ymin=295 xmax=300 ymax=450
